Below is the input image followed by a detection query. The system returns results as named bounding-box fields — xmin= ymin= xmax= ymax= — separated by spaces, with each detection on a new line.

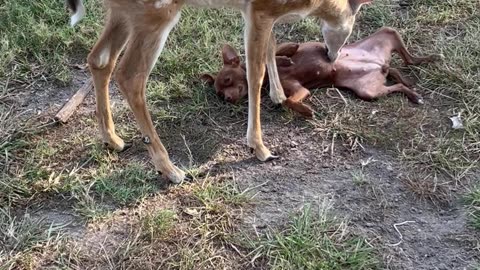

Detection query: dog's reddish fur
xmin=203 ymin=27 xmax=441 ymax=117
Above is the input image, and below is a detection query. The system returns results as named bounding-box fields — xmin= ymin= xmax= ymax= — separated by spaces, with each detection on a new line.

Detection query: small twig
xmin=333 ymin=87 xmax=348 ymax=105
xmin=69 ymin=155 xmax=95 ymax=177
xmin=202 ymin=111 xmax=227 ymax=132
xmin=330 ymin=132 xmax=336 ymax=156
xmin=387 ymin=220 xmax=416 ymax=247
xmin=229 ymin=243 xmax=246 ymax=258
xmin=181 ymin=134 xmax=194 ymax=167
xmin=240 ymin=180 xmax=270 ymax=196
xmin=54 ymin=78 xmax=93 ymax=123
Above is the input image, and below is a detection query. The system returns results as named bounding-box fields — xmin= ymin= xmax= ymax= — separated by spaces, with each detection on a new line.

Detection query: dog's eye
xmin=224 ymin=77 xmax=232 ymax=86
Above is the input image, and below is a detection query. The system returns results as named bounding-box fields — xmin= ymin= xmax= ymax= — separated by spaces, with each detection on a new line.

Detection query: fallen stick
xmin=55 ymin=78 xmax=93 ymax=123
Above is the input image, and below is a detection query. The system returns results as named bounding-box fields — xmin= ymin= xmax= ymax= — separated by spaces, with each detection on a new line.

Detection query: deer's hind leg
xmin=115 ymin=10 xmax=185 ymax=183
xmin=88 ymin=11 xmax=130 ymax=151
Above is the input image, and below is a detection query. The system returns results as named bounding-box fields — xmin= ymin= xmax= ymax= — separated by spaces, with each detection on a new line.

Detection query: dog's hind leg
xmin=115 ymin=11 xmax=185 ymax=183
xmin=384 ymin=83 xmax=424 ymax=104
xmin=381 ymin=28 xmax=442 ymax=65
xmin=88 ymin=11 xmax=130 ymax=151
xmin=387 ymin=68 xmax=413 ymax=87
xmin=355 ymin=83 xmax=424 ymax=104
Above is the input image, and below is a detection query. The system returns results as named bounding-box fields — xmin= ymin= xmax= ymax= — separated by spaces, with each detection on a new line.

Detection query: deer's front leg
xmin=244 ymin=10 xmax=278 ymax=161
xmin=267 ymin=33 xmax=287 ymax=104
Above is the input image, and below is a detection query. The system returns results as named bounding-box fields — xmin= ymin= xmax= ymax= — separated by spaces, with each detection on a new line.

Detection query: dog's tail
xmin=66 ymin=0 xmax=85 ymax=27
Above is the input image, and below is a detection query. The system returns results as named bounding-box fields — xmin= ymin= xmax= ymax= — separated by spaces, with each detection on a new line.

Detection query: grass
xmin=193 ymin=176 xmax=249 ymax=207
xmin=351 ymin=170 xmax=370 ymax=186
xmin=92 ymin=163 xmax=159 ymax=206
xmin=21 ymin=178 xmax=377 ymax=269
xmin=247 ymin=203 xmax=379 ymax=269
xmin=42 ymin=175 xmax=254 ymax=269
xmin=464 ymin=187 xmax=480 ymax=230
xmin=141 ymin=209 xmax=177 ymax=240
xmin=0 ymin=207 xmax=63 ymax=268
xmin=0 ymin=0 xmax=104 ymax=84
xmin=361 ymin=1 xmax=479 ymax=178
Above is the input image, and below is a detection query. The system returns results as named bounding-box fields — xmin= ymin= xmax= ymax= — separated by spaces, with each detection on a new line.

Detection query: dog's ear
xmin=276 ymin=43 xmax=299 ymax=58
xmin=200 ymin=73 xmax=216 ymax=85
xmin=222 ymin=44 xmax=240 ymax=67
xmin=276 ymin=56 xmax=294 ymax=67
xmin=349 ymin=0 xmax=372 ymax=13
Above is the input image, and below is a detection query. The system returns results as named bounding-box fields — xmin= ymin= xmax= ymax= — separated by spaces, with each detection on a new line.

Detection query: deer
xmin=66 ymin=0 xmax=371 ymax=183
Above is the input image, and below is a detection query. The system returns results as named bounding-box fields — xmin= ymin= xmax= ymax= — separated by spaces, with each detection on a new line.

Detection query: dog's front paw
xmin=408 ymin=90 xmax=424 ymax=105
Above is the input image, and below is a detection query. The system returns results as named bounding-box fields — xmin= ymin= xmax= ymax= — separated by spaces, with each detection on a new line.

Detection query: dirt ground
xmin=225 ymin=127 xmax=479 ymax=269
xmin=9 ymin=68 xmax=477 ymax=269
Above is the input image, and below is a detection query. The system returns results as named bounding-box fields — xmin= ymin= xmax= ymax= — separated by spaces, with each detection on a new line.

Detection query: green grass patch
xmin=93 ymin=164 xmax=159 ymax=206
xmin=0 ymin=207 xmax=63 ymax=265
xmin=1 ymin=138 xmax=75 ymax=205
xmin=351 ymin=170 xmax=370 ymax=186
xmin=193 ymin=177 xmax=249 ymax=209
xmin=0 ymin=0 xmax=104 ymax=83
xmin=248 ymin=204 xmax=379 ymax=270
xmin=464 ymin=187 xmax=480 ymax=230
xmin=141 ymin=209 xmax=178 ymax=241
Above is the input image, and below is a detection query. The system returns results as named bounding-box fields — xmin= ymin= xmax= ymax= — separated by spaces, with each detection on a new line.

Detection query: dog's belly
xmin=335 ymin=48 xmax=387 ymax=75
xmin=332 ymin=49 xmax=389 ymax=89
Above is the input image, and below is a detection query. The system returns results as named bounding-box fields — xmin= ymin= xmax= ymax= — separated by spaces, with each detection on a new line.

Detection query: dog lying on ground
xmin=66 ymin=0 xmax=371 ymax=182
xmin=202 ymin=27 xmax=441 ymax=118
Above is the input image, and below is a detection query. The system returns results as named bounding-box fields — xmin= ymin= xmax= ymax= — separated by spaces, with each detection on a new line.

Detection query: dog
xmin=66 ymin=0 xmax=371 ymax=183
xmin=202 ymin=27 xmax=442 ymax=118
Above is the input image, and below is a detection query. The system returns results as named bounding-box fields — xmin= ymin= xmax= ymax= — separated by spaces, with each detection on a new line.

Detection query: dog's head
xmin=319 ymin=0 xmax=371 ymax=62
xmin=201 ymin=44 xmax=248 ymax=104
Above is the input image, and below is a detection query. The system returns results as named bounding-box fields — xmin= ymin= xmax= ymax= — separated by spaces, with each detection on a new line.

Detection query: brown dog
xmin=203 ymin=27 xmax=441 ymax=118
xmin=67 ymin=0 xmax=371 ymax=183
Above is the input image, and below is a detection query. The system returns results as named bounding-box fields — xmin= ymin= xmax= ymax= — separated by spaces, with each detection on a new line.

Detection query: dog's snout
xmin=225 ymin=95 xmax=234 ymax=103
